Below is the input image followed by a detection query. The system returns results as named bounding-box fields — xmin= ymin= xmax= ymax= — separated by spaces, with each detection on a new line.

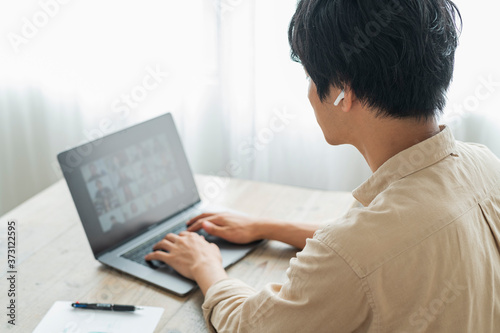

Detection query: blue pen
xmin=71 ymin=302 xmax=144 ymax=311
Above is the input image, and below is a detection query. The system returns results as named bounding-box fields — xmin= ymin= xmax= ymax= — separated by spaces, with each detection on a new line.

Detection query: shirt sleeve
xmin=202 ymin=236 xmax=374 ymax=333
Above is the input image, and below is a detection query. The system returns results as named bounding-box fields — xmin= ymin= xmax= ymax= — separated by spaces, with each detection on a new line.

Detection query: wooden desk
xmin=0 ymin=175 xmax=355 ymax=332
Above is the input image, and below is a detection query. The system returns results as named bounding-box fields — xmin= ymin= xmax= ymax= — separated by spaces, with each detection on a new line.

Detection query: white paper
xmin=33 ymin=301 xmax=164 ymax=333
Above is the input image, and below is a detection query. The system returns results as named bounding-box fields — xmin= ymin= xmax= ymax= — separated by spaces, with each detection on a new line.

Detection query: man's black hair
xmin=289 ymin=0 xmax=462 ymax=119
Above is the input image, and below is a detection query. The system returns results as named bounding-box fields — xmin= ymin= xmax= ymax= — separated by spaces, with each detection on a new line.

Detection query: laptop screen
xmin=58 ymin=113 xmax=200 ymax=257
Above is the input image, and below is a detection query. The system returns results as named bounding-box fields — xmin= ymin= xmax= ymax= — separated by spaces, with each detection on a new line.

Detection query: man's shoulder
xmin=315 ymin=205 xmax=410 ymax=278
xmin=456 ymin=140 xmax=500 ymax=172
xmin=315 ymin=198 xmax=454 ymax=280
xmin=315 ymin=180 xmax=471 ymax=280
xmin=314 ymin=139 xmax=500 ymax=279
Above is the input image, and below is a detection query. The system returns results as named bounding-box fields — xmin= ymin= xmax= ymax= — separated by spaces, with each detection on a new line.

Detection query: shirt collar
xmin=353 ymin=125 xmax=458 ymax=206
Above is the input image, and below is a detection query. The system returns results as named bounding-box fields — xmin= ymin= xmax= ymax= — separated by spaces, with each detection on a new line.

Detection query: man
xmin=87 ymin=163 xmax=105 ymax=182
xmin=94 ymin=179 xmax=115 ymax=214
xmin=146 ymin=0 xmax=500 ymax=331
xmin=107 ymin=215 xmax=121 ymax=233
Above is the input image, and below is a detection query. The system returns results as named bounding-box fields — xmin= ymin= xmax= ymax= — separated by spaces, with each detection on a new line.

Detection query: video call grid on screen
xmin=81 ymin=133 xmax=186 ymax=233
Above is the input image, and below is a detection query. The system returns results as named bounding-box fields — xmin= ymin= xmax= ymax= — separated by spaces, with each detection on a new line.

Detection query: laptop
xmin=58 ymin=113 xmax=261 ymax=296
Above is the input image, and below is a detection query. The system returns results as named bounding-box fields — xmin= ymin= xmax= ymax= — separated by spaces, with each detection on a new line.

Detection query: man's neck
xmin=353 ymin=116 xmax=441 ymax=173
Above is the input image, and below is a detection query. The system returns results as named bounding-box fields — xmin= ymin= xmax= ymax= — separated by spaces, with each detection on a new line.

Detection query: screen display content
xmin=81 ymin=134 xmax=186 ymax=233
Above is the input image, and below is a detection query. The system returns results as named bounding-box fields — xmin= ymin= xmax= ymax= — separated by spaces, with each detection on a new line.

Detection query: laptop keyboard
xmin=121 ymin=220 xmax=210 ymax=268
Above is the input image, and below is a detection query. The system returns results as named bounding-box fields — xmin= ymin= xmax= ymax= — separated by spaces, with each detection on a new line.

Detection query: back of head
xmin=288 ymin=0 xmax=462 ymax=120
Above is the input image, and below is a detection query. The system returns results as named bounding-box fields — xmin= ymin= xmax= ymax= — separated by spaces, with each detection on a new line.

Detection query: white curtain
xmin=443 ymin=0 xmax=500 ymax=156
xmin=0 ymin=85 xmax=83 ymax=214
xmin=0 ymin=0 xmax=499 ymax=216
xmin=211 ymin=0 xmax=374 ymax=191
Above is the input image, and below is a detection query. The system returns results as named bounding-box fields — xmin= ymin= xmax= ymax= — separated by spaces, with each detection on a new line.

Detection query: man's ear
xmin=341 ymin=88 xmax=354 ymax=113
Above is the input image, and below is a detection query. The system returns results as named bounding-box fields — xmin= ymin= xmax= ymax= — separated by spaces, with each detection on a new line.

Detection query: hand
xmin=187 ymin=212 xmax=263 ymax=244
xmin=144 ymin=231 xmax=224 ymax=282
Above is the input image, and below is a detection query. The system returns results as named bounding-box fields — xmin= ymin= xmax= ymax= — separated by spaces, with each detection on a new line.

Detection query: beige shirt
xmin=202 ymin=126 xmax=500 ymax=332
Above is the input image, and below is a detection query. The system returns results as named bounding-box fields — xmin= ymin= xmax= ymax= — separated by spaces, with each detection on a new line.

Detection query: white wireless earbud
xmin=334 ymin=90 xmax=345 ymax=106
